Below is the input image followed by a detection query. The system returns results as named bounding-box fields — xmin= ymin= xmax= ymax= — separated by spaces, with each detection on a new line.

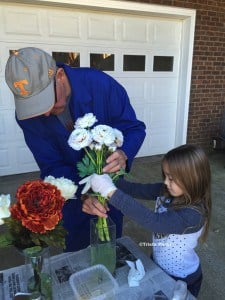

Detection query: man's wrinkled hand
xmin=103 ymin=149 xmax=127 ymax=173
xmin=82 ymin=196 xmax=109 ymax=218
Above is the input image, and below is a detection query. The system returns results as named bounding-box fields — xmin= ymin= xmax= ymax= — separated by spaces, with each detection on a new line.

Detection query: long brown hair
xmin=162 ymin=144 xmax=211 ymax=242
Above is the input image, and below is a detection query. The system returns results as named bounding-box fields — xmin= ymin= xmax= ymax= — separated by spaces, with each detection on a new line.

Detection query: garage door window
xmin=123 ymin=55 xmax=145 ymax=71
xmin=153 ymin=56 xmax=174 ymax=72
xmin=90 ymin=53 xmax=114 ymax=71
xmin=52 ymin=52 xmax=80 ymax=67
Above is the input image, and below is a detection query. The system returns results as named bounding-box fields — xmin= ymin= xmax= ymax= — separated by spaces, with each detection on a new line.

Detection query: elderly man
xmin=5 ymin=47 xmax=146 ymax=251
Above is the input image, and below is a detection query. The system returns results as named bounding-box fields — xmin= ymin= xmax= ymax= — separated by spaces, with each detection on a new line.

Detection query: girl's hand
xmin=82 ymin=196 xmax=109 ymax=218
xmin=80 ymin=174 xmax=117 ymax=198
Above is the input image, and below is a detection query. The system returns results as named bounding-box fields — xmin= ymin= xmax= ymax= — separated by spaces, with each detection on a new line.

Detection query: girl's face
xmin=163 ymin=163 xmax=184 ymax=197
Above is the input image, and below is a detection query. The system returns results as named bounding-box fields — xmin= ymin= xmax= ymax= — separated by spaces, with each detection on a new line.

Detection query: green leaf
xmin=23 ymin=246 xmax=43 ymax=256
xmin=0 ymin=232 xmax=13 ymax=248
xmin=77 ymin=154 xmax=96 ymax=177
xmin=29 ymin=224 xmax=67 ymax=249
xmin=110 ymin=168 xmax=131 ymax=182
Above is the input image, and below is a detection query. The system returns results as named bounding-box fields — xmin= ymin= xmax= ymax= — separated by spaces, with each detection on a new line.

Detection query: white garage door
xmin=0 ymin=2 xmax=184 ymax=176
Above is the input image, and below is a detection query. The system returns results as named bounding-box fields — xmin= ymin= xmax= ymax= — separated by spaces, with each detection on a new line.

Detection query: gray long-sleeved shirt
xmin=110 ymin=179 xmax=204 ymax=235
xmin=109 ymin=179 xmax=205 ymax=278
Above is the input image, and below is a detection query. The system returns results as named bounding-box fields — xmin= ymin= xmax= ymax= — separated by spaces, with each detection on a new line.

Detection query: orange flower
xmin=10 ymin=180 xmax=64 ymax=234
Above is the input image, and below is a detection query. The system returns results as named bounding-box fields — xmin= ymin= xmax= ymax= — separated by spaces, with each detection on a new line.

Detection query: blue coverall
xmin=16 ymin=65 xmax=146 ymax=251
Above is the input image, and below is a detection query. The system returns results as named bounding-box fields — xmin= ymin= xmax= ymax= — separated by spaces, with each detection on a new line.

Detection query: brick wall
xmin=128 ymin=0 xmax=225 ymax=149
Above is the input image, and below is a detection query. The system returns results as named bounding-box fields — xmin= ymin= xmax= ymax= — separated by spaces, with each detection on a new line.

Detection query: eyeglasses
xmin=53 ymin=68 xmax=59 ymax=103
xmin=54 ymin=77 xmax=57 ymax=103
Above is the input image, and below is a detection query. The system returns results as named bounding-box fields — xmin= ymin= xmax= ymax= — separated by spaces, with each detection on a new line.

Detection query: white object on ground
xmin=126 ymin=259 xmax=145 ymax=287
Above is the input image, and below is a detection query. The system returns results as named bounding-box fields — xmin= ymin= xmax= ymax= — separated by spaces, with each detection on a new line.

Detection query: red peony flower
xmin=10 ymin=180 xmax=64 ymax=234
xmin=0 ymin=177 xmax=77 ymax=250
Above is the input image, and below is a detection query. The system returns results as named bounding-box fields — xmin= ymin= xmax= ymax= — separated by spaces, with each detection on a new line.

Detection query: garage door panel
xmin=0 ymin=142 xmax=16 ymax=175
xmin=0 ymin=110 xmax=14 ymax=138
xmin=48 ymin=12 xmax=81 ymax=39
xmin=0 ymin=113 xmax=5 ymax=136
xmin=135 ymin=104 xmax=176 ymax=156
xmin=150 ymin=104 xmax=177 ymax=128
xmin=117 ymin=78 xmax=146 ymax=103
xmin=0 ymin=142 xmax=39 ymax=176
xmin=17 ymin=145 xmax=38 ymax=166
xmin=138 ymin=134 xmax=151 ymax=157
xmin=3 ymin=7 xmax=42 ymax=37
xmin=130 ymin=103 xmax=151 ymax=158
xmin=150 ymin=127 xmax=176 ymax=155
xmin=0 ymin=109 xmax=39 ymax=176
xmin=120 ymin=77 xmax=178 ymax=105
xmin=87 ymin=14 xmax=116 ymax=41
xmin=0 ymin=52 xmax=2 ymax=73
xmin=150 ymin=20 xmax=182 ymax=46
xmin=0 ymin=148 xmax=10 ymax=169
xmin=122 ymin=19 xmax=148 ymax=43
xmin=0 ymin=110 xmax=23 ymax=140
xmin=132 ymin=102 xmax=145 ymax=124
xmin=0 ymin=80 xmax=15 ymax=109
xmin=150 ymin=78 xmax=179 ymax=103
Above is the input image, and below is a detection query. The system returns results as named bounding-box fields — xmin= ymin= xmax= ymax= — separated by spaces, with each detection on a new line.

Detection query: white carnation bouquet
xmin=68 ymin=113 xmax=126 ymax=241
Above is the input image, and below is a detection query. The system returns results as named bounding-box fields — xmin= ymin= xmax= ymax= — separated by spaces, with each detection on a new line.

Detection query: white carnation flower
xmin=75 ymin=113 xmax=97 ymax=129
xmin=89 ymin=142 xmax=95 ymax=150
xmin=92 ymin=125 xmax=115 ymax=146
xmin=108 ymin=145 xmax=117 ymax=152
xmin=68 ymin=128 xmax=92 ymax=150
xmin=94 ymin=143 xmax=103 ymax=151
xmin=0 ymin=194 xmax=11 ymax=225
xmin=44 ymin=176 xmax=77 ymax=201
xmin=114 ymin=128 xmax=124 ymax=147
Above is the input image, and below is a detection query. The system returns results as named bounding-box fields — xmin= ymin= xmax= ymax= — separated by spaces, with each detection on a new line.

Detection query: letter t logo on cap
xmin=13 ymin=79 xmax=29 ymax=96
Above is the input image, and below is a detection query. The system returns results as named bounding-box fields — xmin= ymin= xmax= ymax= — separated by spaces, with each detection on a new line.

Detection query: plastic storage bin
xmin=69 ymin=264 xmax=119 ymax=300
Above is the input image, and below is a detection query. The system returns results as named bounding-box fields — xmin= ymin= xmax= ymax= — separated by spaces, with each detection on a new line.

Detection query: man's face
xmin=44 ymin=68 xmax=71 ymax=116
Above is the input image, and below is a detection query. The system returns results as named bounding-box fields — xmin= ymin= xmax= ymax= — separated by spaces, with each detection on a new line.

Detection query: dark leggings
xmin=171 ymin=265 xmax=203 ymax=297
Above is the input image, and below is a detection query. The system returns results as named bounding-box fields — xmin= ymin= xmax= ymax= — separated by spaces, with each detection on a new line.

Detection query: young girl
xmin=82 ymin=144 xmax=211 ymax=297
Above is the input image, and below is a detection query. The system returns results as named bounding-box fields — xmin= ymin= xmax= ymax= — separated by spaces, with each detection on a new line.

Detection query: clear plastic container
xmin=172 ymin=280 xmax=188 ymax=300
xmin=69 ymin=264 xmax=119 ymax=300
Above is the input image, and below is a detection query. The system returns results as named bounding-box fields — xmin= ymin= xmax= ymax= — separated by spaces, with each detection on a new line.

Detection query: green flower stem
xmin=86 ymin=145 xmax=113 ymax=242
xmin=102 ymin=217 xmax=110 ymax=241
xmin=112 ymin=173 xmax=120 ymax=181
xmin=84 ymin=148 xmax=97 ymax=168
xmin=96 ymin=195 xmax=110 ymax=242
xmin=96 ymin=148 xmax=104 ymax=174
xmin=33 ymin=267 xmax=41 ymax=292
xmin=96 ymin=218 xmax=104 ymax=241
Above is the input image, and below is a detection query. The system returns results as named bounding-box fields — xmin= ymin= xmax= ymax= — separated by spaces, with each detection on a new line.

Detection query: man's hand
xmin=103 ymin=149 xmax=127 ymax=173
xmin=82 ymin=196 xmax=109 ymax=218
